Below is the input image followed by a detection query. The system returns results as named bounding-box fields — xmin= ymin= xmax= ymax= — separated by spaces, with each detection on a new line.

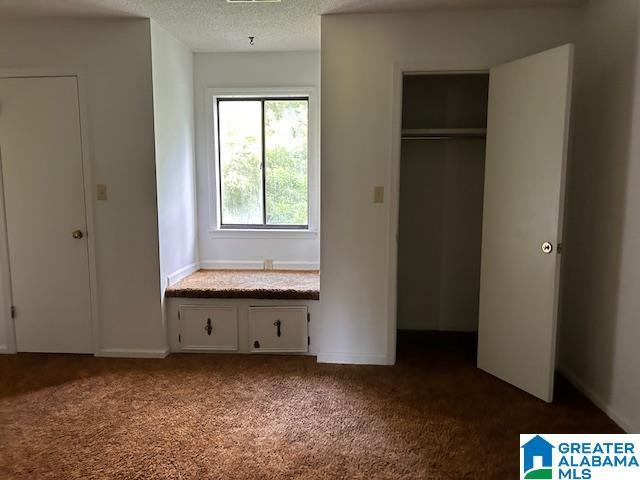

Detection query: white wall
xmin=320 ymin=8 xmax=578 ymax=364
xmin=560 ymin=0 xmax=640 ymax=432
xmin=151 ymin=21 xmax=198 ymax=291
xmin=0 ymin=19 xmax=166 ymax=355
xmin=194 ymin=52 xmax=320 ymax=269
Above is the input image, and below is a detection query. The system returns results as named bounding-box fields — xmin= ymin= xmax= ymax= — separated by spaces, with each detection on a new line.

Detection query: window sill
xmin=208 ymin=228 xmax=319 ymax=240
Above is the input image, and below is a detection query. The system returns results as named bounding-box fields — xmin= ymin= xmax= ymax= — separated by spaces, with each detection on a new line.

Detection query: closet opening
xmin=396 ymin=72 xmax=489 ymax=361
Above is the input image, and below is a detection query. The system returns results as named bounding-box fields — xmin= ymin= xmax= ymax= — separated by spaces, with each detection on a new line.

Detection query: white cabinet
xmin=249 ymin=306 xmax=308 ymax=353
xmin=167 ymin=301 xmax=316 ymax=355
xmin=179 ymin=306 xmax=238 ymax=351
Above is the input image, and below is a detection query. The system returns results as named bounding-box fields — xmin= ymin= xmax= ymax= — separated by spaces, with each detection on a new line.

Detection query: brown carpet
xmin=165 ymin=269 xmax=320 ymax=300
xmin=0 ymin=332 xmax=620 ymax=480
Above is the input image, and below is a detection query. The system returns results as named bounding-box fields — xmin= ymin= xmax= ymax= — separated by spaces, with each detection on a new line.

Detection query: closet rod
xmin=402 ymin=135 xmax=486 ymax=140
xmin=401 ymin=127 xmax=486 ymax=140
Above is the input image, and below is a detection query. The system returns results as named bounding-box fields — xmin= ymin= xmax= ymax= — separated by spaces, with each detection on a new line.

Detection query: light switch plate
xmin=97 ymin=184 xmax=108 ymax=201
xmin=373 ymin=186 xmax=384 ymax=204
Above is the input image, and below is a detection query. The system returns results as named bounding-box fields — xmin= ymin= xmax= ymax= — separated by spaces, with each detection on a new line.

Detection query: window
xmin=215 ymin=96 xmax=309 ymax=229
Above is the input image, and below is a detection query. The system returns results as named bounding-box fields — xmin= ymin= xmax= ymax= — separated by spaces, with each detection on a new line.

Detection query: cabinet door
xmin=249 ymin=306 xmax=308 ymax=353
xmin=179 ymin=306 xmax=238 ymax=351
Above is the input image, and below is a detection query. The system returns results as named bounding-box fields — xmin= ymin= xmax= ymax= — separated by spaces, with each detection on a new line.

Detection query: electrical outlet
xmin=264 ymin=259 xmax=274 ymax=270
xmin=97 ymin=184 xmax=108 ymax=201
xmin=373 ymin=186 xmax=384 ymax=204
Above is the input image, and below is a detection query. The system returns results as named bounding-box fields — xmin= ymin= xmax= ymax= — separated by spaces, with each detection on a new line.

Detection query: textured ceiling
xmin=0 ymin=0 xmax=584 ymax=51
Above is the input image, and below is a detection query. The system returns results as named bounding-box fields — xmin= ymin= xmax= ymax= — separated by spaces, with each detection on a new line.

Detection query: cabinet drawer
xmin=249 ymin=306 xmax=308 ymax=353
xmin=179 ymin=306 xmax=238 ymax=351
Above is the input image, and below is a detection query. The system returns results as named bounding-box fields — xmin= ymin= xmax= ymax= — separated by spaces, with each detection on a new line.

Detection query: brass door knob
xmin=72 ymin=230 xmax=84 ymax=239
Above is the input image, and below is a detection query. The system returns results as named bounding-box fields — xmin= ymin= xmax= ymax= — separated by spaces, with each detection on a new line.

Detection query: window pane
xmin=218 ymin=100 xmax=263 ymax=225
xmin=265 ymin=100 xmax=309 ymax=226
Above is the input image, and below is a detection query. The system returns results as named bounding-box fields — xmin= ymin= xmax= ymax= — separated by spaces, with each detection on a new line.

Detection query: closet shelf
xmin=401 ymin=128 xmax=487 ymax=140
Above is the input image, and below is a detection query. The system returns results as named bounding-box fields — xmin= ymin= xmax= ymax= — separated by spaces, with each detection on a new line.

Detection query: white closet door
xmin=477 ymin=44 xmax=574 ymax=402
xmin=0 ymin=76 xmax=92 ymax=353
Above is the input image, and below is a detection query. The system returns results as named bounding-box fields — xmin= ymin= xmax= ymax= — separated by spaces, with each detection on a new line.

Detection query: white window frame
xmin=206 ymin=86 xmax=319 ymax=239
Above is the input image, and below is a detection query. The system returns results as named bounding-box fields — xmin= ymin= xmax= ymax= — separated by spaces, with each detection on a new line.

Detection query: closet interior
xmin=397 ymin=73 xmax=489 ymax=346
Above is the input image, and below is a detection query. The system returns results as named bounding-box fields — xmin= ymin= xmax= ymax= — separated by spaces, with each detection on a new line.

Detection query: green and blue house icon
xmin=521 ymin=435 xmax=554 ymax=479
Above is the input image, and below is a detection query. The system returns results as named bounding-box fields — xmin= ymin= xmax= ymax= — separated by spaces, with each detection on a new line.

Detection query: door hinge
xmin=307 ymin=312 xmax=310 ymax=322
xmin=178 ymin=334 xmax=181 ymax=343
xmin=10 ymin=306 xmax=15 ymax=319
xmin=178 ymin=310 xmax=181 ymax=320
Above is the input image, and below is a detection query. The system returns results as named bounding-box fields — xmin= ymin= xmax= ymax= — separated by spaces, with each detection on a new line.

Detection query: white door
xmin=477 ymin=44 xmax=574 ymax=402
xmin=0 ymin=76 xmax=92 ymax=353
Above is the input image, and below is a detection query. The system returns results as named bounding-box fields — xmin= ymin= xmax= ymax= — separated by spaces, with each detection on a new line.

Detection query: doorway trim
xmin=0 ymin=67 xmax=100 ymax=355
xmin=386 ymin=63 xmax=489 ymax=365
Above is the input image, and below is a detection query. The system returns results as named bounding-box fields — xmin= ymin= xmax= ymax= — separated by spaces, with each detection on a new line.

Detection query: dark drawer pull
xmin=205 ymin=318 xmax=213 ymax=336
xmin=273 ymin=319 xmax=281 ymax=337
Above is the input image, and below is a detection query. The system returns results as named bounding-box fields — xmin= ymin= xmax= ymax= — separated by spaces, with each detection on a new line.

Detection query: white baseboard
xmin=1 ymin=346 xmax=171 ymax=358
xmin=200 ymin=260 xmax=319 ymax=270
xmin=274 ymin=260 xmax=319 ymax=270
xmin=200 ymin=260 xmax=263 ymax=270
xmin=167 ymin=262 xmax=200 ymax=287
xmin=97 ymin=347 xmax=170 ymax=359
xmin=317 ymin=351 xmax=392 ymax=365
xmin=558 ymin=365 xmax=635 ymax=433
